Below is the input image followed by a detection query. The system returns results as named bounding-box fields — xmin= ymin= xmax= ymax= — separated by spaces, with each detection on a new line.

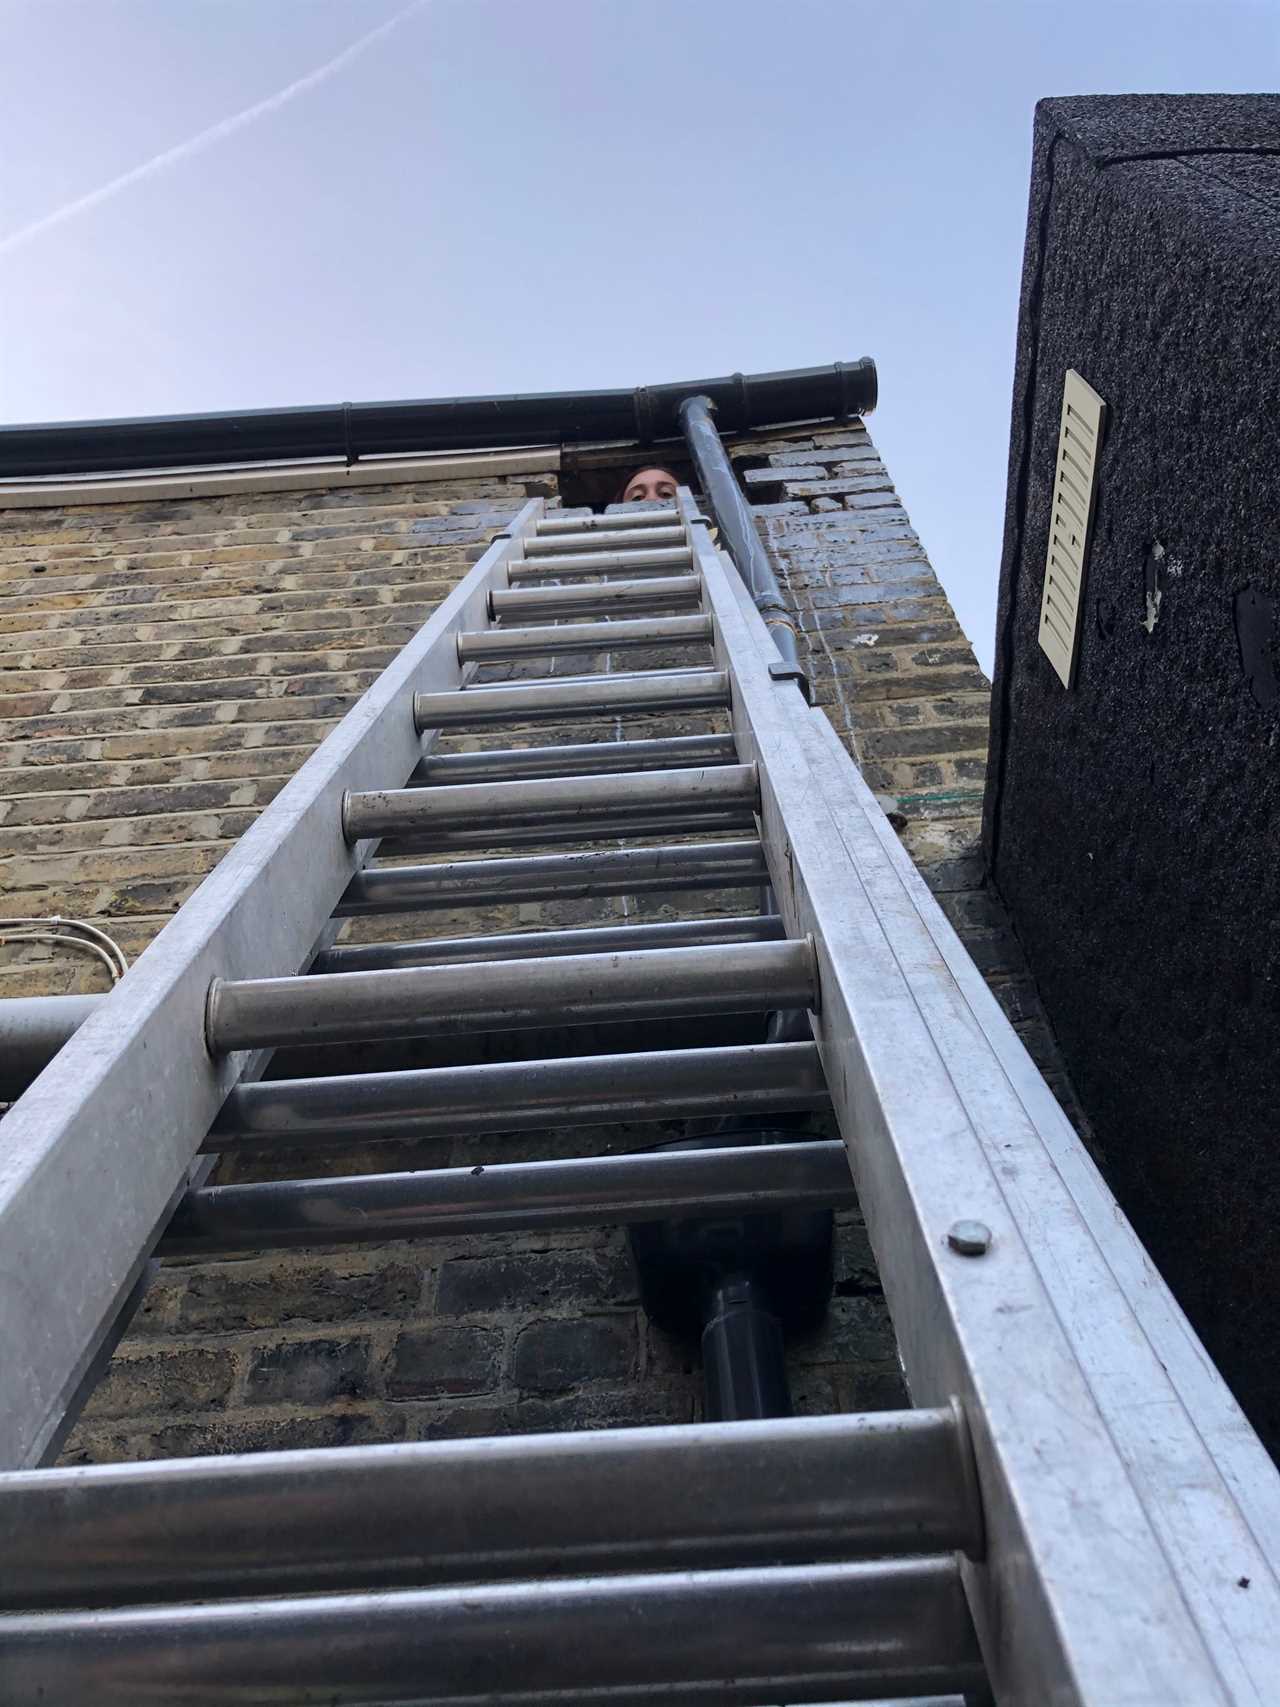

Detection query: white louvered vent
xmin=1039 ymin=369 xmax=1106 ymax=689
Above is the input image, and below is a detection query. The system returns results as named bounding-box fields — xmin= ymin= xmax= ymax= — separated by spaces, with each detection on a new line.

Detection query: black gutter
xmin=0 ymin=360 xmax=876 ymax=479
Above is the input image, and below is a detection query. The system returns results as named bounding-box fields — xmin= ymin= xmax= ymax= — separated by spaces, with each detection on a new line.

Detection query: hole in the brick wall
xmin=557 ymin=432 xmax=790 ymax=513
xmin=558 ymin=448 xmax=697 ymax=512
xmin=557 ymin=432 xmax=802 ymax=513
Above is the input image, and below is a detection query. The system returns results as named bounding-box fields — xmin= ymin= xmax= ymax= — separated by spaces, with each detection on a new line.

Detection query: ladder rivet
xmin=947 ymin=1220 xmax=992 ymax=1257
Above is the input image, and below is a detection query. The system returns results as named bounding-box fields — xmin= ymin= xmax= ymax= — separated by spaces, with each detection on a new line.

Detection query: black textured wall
xmin=984 ymin=95 xmax=1280 ymax=1454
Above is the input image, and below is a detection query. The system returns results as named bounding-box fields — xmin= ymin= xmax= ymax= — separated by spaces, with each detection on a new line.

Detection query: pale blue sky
xmin=1 ymin=0 xmax=1275 ymax=669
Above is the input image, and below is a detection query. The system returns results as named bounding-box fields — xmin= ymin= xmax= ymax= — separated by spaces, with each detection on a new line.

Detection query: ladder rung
xmin=415 ymin=669 xmax=729 ymax=730
xmin=0 ymin=1559 xmax=985 ymax=1707
xmin=312 ymin=914 xmax=785 ymax=973
xmin=415 ymin=734 xmax=739 ymax=785
xmin=508 ymin=546 xmax=692 ymax=581
xmin=463 ymin=665 xmax=705 ymax=690
xmin=335 ymin=839 xmax=769 ymax=916
xmin=344 ymin=765 xmax=759 ymax=842
xmin=0 ymin=1407 xmax=976 ymax=1608
xmin=381 ymin=810 xmax=758 ymax=854
xmin=524 ymin=524 xmax=685 ymax=555
xmin=208 ymin=1041 xmax=827 ymax=1145
xmin=457 ymin=613 xmax=712 ymax=662
xmin=162 ymin=1139 xmax=854 ymax=1257
xmin=0 ymin=996 xmax=99 ymax=1092
xmin=490 ymin=575 xmax=701 ymax=621
xmin=206 ymin=939 xmax=814 ymax=1053
xmin=536 ymin=508 xmax=678 ymax=534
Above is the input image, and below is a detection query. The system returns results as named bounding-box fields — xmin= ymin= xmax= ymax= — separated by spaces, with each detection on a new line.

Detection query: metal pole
xmin=334 ymin=839 xmax=770 ymax=915
xmin=455 ymin=613 xmax=711 ymax=661
xmin=415 ymin=733 xmax=738 ymax=784
xmin=379 ymin=810 xmax=756 ymax=853
xmin=0 ymin=1559 xmax=985 ymax=1706
xmin=535 ymin=508 xmax=679 ymax=534
xmin=206 ymin=939 xmax=816 ymax=1053
xmin=489 ymin=575 xmax=701 ymax=620
xmin=343 ymin=764 xmax=758 ymax=842
xmin=414 ymin=669 xmax=729 ymax=730
xmin=0 ymin=1409 xmax=979 ymax=1609
xmin=522 ymin=522 xmax=686 ymax=556
xmin=312 ymin=913 xmax=785 ymax=973
xmin=207 ymin=1042 xmax=829 ymax=1147
xmin=678 ymin=392 xmax=804 ymax=675
xmin=0 ymin=996 xmax=99 ymax=1092
xmin=522 ymin=524 xmax=685 ymax=556
xmin=160 ymin=1139 xmax=855 ymax=1257
xmin=507 ymin=545 xmax=692 ymax=580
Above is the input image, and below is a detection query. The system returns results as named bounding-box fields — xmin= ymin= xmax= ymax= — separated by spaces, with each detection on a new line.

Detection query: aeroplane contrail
xmin=0 ymin=0 xmax=430 ymax=259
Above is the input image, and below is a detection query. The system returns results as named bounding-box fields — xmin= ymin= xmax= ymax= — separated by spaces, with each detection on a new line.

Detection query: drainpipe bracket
xmin=768 ymin=658 xmax=811 ymax=702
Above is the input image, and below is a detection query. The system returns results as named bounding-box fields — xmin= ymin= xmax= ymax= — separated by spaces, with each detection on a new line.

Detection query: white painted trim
xmin=0 ymin=448 xmax=561 ymax=511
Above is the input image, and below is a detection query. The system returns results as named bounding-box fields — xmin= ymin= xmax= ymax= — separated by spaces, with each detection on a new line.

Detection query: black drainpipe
xmin=678 ymin=393 xmax=806 ymax=676
xmin=628 ymin=1130 xmax=835 ymax=1421
xmin=628 ymin=398 xmax=838 ymax=1422
xmin=0 ymin=360 xmax=875 ymax=479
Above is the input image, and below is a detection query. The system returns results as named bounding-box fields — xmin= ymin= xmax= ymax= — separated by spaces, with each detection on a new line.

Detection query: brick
xmin=386 ymin=1327 xmax=504 ymax=1398
xmin=175 ymin=1259 xmax=421 ymax=1331
xmin=436 ymin=1248 xmax=632 ymax=1315
xmin=1015 ymin=1017 xmax=1065 ymax=1071
xmin=84 ymin=1346 xmax=236 ymax=1419
xmin=772 ymin=447 xmax=880 ymax=470
xmin=780 ymin=477 xmax=896 ymax=502
xmin=860 ymin=723 xmax=988 ymax=761
xmin=742 ymin=464 xmax=829 ymax=486
xmin=61 ymin=1408 xmax=404 ymax=1466
xmin=919 ymin=852 xmax=987 ymax=893
xmin=960 ymin=929 xmax=1027 ymax=977
xmin=791 ymin=1295 xmax=899 ymax=1367
xmin=244 ymin=1337 xmax=371 ymax=1406
xmin=991 ymin=977 xmax=1047 ymax=1026
xmin=513 ymin=1380 xmax=695 ymax=1432
xmin=850 ymin=669 xmax=989 ymax=702
xmin=512 ymin=1317 xmax=636 ymax=1392
xmin=834 ymin=1366 xmax=911 ymax=1412
xmin=937 ymin=888 xmax=1010 ymax=933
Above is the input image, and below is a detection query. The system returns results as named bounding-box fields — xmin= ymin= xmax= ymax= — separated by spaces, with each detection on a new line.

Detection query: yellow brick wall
xmin=0 ymin=473 xmax=536 ymax=996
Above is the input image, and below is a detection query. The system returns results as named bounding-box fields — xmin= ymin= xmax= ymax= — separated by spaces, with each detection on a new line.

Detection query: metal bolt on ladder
xmin=1 ymin=418 xmax=1279 ymax=1706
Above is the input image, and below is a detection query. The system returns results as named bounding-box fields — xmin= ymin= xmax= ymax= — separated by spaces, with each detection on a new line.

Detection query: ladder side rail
xmin=684 ymin=496 xmax=1280 ymax=1705
xmin=0 ymin=499 xmax=544 ymax=1472
xmin=706 ymin=517 xmax=1280 ymax=1694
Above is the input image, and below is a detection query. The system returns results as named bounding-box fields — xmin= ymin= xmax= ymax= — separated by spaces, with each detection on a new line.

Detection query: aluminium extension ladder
xmin=0 ymin=491 xmax=1278 ymax=1706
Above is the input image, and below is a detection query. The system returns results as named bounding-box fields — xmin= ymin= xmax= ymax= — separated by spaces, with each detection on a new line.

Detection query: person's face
xmin=621 ymin=467 xmax=679 ymax=504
